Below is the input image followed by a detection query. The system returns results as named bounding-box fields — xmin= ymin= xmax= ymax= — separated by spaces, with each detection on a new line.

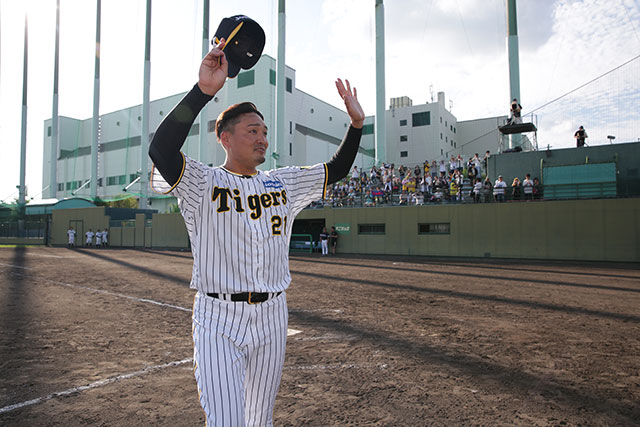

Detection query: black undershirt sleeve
xmin=148 ymin=84 xmax=213 ymax=187
xmin=326 ymin=125 xmax=363 ymax=185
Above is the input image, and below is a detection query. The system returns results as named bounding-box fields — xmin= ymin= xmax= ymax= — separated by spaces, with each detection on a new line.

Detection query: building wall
xmin=456 ymin=116 xmax=506 ymax=161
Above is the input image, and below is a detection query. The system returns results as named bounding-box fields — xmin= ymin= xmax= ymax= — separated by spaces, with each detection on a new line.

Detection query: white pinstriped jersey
xmin=152 ymin=153 xmax=327 ymax=294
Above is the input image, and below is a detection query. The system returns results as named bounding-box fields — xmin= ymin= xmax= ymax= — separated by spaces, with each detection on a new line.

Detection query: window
xmin=289 ymin=121 xmax=292 ymax=134
xmin=268 ymin=71 xmax=291 ymax=92
xmin=412 ymin=112 xmax=430 ymax=127
xmin=107 ymin=175 xmax=126 ymax=186
xmin=208 ymin=120 xmax=216 ymax=133
xmin=419 ymin=223 xmax=451 ymax=234
xmin=446 ymin=136 xmax=448 ymax=143
xmin=362 ymin=124 xmax=374 ymax=135
xmin=358 ymin=224 xmax=385 ymax=234
xmin=450 ymin=125 xmax=453 ymax=131
xmin=454 ymin=127 xmax=456 ymax=133
xmin=399 ymin=119 xmax=407 ymax=126
xmin=440 ymin=133 xmax=443 ymax=140
xmin=400 ymin=151 xmax=408 ymax=158
xmin=57 ymin=183 xmax=64 ymax=191
xmin=454 ymin=142 xmax=456 ymax=148
xmin=440 ymin=117 xmax=443 ymax=123
xmin=400 ymin=135 xmax=408 ymax=142
xmin=289 ymin=142 xmax=292 ymax=156
xmin=445 ymin=120 xmax=448 ymax=127
xmin=237 ymin=70 xmax=255 ymax=88
xmin=48 ymin=126 xmax=52 ymax=137
xmin=310 ymin=108 xmax=314 ymax=114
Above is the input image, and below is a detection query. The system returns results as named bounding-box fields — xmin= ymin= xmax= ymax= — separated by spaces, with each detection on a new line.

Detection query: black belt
xmin=207 ymin=291 xmax=282 ymax=304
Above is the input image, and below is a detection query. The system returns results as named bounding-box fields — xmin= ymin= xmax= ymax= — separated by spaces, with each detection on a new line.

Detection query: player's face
xmin=222 ymin=113 xmax=269 ymax=172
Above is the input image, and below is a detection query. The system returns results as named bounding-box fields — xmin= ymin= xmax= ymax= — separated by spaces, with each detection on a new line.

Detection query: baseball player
xmin=319 ymin=227 xmax=329 ymax=255
xmin=67 ymin=226 xmax=76 ymax=248
xmin=329 ymin=226 xmax=338 ymax=255
xmin=85 ymin=229 xmax=94 ymax=247
xmin=148 ymin=37 xmax=364 ymax=426
xmin=95 ymin=230 xmax=102 ymax=248
xmin=101 ymin=229 xmax=109 ymax=247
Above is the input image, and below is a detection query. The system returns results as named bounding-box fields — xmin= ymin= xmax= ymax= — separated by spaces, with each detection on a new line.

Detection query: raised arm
xmin=326 ymin=78 xmax=365 ymax=185
xmin=148 ymin=40 xmax=229 ymax=186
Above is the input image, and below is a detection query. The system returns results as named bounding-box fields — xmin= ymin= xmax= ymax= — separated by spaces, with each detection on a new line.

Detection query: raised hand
xmin=335 ymin=78 xmax=365 ymax=129
xmin=198 ymin=39 xmax=228 ymax=96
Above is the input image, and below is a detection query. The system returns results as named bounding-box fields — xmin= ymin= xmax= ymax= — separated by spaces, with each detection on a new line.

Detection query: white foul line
xmin=0 ymin=261 xmax=305 ymax=414
xmin=0 ymin=358 xmax=193 ymax=415
xmin=0 ymin=360 xmax=389 ymax=414
xmin=1 ymin=264 xmax=191 ymax=312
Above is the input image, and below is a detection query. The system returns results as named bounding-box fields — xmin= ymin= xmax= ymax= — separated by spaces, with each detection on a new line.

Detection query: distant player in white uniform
xmin=95 ymin=230 xmax=102 ymax=248
xmin=67 ymin=226 xmax=76 ymax=248
xmin=101 ymin=229 xmax=108 ymax=247
xmin=85 ymin=229 xmax=94 ymax=247
xmin=149 ymin=19 xmax=364 ymax=426
xmin=320 ymin=227 xmax=329 ymax=255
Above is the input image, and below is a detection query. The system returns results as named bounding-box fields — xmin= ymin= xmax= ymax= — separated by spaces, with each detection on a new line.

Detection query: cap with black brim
xmin=213 ymin=15 xmax=265 ymax=78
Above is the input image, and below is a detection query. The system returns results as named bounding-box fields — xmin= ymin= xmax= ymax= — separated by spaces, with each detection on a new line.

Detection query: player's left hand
xmin=335 ymin=78 xmax=364 ymax=129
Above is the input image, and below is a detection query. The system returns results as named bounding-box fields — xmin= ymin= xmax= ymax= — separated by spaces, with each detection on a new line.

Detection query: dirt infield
xmin=0 ymin=246 xmax=639 ymax=426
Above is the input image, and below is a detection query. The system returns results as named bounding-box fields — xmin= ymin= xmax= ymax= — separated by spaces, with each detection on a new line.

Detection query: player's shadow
xmin=0 ymin=247 xmax=39 ymax=399
xmin=140 ymin=249 xmax=193 ymax=260
xmin=294 ymin=254 xmax=640 ymax=281
xmin=74 ymin=248 xmax=189 ymax=285
xmin=291 ymin=256 xmax=640 ymax=295
xmin=289 ymin=269 xmax=640 ymax=323
xmin=287 ymin=308 xmax=640 ymax=424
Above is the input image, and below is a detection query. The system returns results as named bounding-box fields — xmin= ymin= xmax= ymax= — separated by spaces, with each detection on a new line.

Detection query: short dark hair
xmin=215 ymin=102 xmax=264 ymax=138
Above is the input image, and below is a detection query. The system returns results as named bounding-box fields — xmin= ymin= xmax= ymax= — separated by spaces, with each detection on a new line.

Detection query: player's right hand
xmin=198 ymin=39 xmax=228 ymax=96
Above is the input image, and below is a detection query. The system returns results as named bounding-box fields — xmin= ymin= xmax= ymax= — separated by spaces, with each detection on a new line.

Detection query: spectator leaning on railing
xmin=511 ymin=177 xmax=521 ymax=201
xmin=494 ymin=175 xmax=507 ymax=202
xmin=522 ymin=174 xmax=534 ymax=201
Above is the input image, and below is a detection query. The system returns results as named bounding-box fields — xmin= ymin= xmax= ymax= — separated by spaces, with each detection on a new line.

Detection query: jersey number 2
xmin=271 ymin=215 xmax=287 ymax=235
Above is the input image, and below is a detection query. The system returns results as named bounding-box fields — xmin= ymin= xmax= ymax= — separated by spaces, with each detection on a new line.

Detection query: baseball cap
xmin=212 ymin=15 xmax=265 ymax=78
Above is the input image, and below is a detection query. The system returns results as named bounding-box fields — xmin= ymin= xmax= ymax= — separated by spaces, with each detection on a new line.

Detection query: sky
xmin=1 ymin=0 xmax=639 ymax=203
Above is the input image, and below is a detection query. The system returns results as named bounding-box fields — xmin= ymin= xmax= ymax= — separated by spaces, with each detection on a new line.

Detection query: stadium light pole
xmin=140 ymin=0 xmax=152 ymax=209
xmin=199 ymin=0 xmax=210 ymax=166
xmin=19 ymin=14 xmax=28 ymax=207
xmin=375 ymin=0 xmax=387 ymax=166
xmin=506 ymin=0 xmax=521 ymax=149
xmin=50 ymin=0 xmax=61 ymax=199
xmin=90 ymin=0 xmax=101 ymax=200
xmin=275 ymin=0 xmax=286 ymax=169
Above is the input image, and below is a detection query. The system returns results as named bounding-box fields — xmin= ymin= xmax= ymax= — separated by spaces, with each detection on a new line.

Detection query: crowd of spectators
xmin=312 ymin=151 xmax=543 ymax=208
